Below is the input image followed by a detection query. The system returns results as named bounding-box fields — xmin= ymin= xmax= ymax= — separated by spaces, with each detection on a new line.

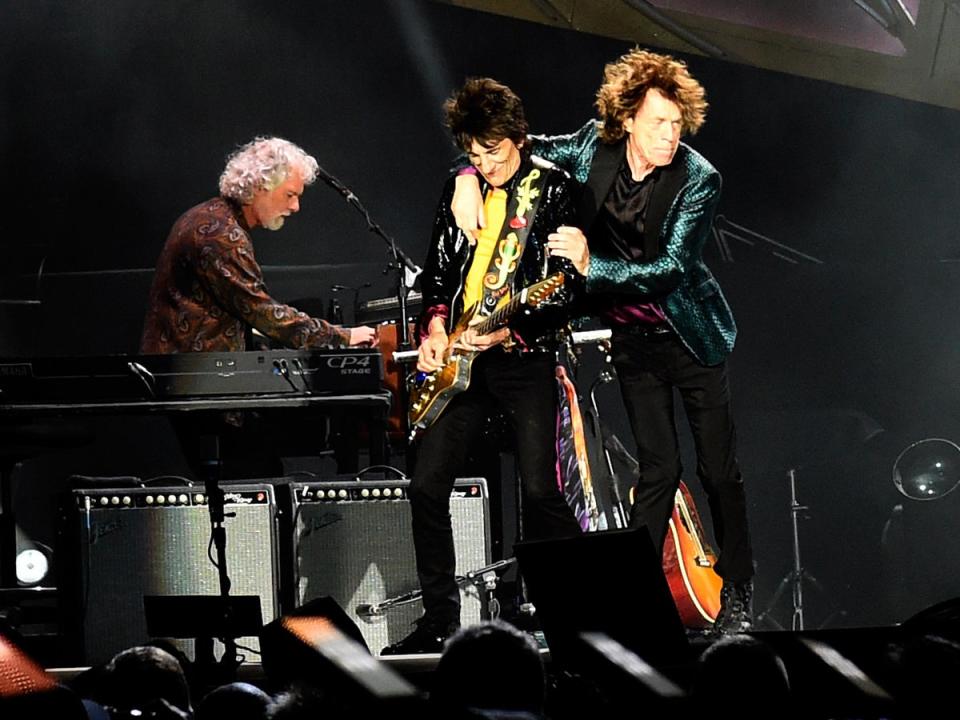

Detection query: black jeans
xmin=409 ymin=349 xmax=582 ymax=624
xmin=611 ymin=327 xmax=753 ymax=583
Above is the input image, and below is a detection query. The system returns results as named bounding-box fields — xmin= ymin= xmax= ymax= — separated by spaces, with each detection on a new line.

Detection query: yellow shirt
xmin=463 ymin=188 xmax=508 ymax=312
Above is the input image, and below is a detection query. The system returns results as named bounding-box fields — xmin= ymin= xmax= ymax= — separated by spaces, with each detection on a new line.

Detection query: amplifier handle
xmin=356 ymin=464 xmax=409 ymax=481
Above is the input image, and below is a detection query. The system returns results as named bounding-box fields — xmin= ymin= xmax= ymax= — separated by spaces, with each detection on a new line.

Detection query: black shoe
xmin=380 ymin=617 xmax=460 ymax=656
xmin=713 ymin=580 xmax=753 ymax=635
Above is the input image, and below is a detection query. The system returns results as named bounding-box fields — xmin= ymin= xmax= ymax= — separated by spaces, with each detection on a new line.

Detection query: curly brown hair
xmin=595 ymin=48 xmax=707 ymax=144
xmin=443 ymin=77 xmax=529 ymax=153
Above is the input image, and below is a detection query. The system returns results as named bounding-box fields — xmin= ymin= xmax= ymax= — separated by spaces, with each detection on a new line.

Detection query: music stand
xmin=514 ymin=527 xmax=690 ymax=670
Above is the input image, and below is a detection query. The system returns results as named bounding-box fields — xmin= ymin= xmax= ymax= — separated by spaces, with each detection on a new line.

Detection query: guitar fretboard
xmin=474 ymin=273 xmax=563 ymax=335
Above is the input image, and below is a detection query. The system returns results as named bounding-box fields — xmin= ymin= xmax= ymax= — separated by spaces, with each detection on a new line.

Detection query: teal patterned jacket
xmin=530 ymin=120 xmax=736 ymax=367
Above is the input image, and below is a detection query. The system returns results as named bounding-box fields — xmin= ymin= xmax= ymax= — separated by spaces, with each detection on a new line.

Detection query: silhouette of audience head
xmin=431 ymin=619 xmax=545 ymax=715
xmin=883 ymin=632 xmax=960 ymax=714
xmin=266 ymin=686 xmax=357 ymax=720
xmin=195 ymin=682 xmax=271 ymax=720
xmin=2 ymin=684 xmax=94 ymax=720
xmin=0 ymin=627 xmax=97 ymax=720
xmin=691 ymin=634 xmax=791 ymax=718
xmin=94 ymin=645 xmax=192 ymax=718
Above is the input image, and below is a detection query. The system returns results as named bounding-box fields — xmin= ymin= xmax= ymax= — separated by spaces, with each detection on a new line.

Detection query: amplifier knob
xmin=122 ymin=496 xmax=132 ymax=506
xmin=338 ymin=489 xmax=348 ymax=499
xmin=194 ymin=494 xmax=204 ymax=504
xmin=371 ymin=488 xmax=381 ymax=498
xmin=361 ymin=489 xmax=370 ymax=498
xmin=156 ymin=495 xmax=165 ymax=505
xmin=167 ymin=494 xmax=177 ymax=505
xmin=179 ymin=494 xmax=189 ymax=505
xmin=145 ymin=496 xmax=154 ymax=505
xmin=99 ymin=497 xmax=109 ymax=506
xmin=110 ymin=496 xmax=120 ymax=505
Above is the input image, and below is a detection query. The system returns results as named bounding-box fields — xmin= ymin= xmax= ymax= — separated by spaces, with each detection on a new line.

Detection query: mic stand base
xmin=755 ymin=467 xmax=838 ymax=631
xmin=199 ymin=432 xmax=241 ymax=680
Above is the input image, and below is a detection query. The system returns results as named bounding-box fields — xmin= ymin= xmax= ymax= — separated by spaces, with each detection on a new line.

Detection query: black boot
xmin=713 ymin=580 xmax=753 ymax=635
xmin=380 ymin=615 xmax=460 ymax=656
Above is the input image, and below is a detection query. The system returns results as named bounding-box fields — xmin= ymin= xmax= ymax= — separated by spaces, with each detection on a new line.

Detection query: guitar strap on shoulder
xmin=477 ymin=158 xmax=555 ymax=316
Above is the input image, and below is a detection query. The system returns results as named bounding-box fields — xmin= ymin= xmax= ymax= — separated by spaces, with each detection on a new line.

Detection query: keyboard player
xmin=141 ymin=136 xmax=376 ymax=354
xmin=139 ymin=137 xmax=378 ymax=478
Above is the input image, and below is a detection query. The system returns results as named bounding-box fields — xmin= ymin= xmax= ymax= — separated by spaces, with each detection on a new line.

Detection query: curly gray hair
xmin=218 ymin=137 xmax=319 ymax=203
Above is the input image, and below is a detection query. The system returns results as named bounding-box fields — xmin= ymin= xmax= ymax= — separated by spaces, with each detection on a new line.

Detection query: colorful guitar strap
xmin=477 ymin=158 xmax=554 ymax=316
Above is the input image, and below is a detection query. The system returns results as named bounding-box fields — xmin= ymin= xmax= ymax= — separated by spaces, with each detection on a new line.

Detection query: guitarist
xmin=382 ymin=78 xmax=583 ymax=655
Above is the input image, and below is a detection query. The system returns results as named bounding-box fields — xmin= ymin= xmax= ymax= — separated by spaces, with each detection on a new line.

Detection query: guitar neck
xmin=474 ymin=293 xmax=523 ymax=336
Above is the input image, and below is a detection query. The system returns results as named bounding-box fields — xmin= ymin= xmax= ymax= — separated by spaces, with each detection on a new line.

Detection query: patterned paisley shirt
xmin=140 ymin=197 xmax=348 ymax=353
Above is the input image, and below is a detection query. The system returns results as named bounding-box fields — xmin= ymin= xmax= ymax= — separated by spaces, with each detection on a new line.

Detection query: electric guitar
xmin=407 ymin=273 xmax=565 ymax=437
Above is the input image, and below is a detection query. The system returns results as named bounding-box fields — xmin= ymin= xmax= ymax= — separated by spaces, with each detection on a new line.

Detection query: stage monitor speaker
xmin=287 ymin=477 xmax=491 ymax=654
xmin=61 ymin=482 xmax=280 ymax=665
xmin=515 ymin=527 xmax=690 ymax=669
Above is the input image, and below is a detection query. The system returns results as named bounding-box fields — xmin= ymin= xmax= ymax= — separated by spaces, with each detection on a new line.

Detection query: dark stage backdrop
xmin=2 ymin=0 xmax=960 ymax=630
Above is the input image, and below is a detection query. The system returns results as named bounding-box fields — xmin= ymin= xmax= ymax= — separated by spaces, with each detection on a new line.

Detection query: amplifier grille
xmin=65 ymin=483 xmax=279 ymax=665
xmin=290 ymin=478 xmax=490 ymax=654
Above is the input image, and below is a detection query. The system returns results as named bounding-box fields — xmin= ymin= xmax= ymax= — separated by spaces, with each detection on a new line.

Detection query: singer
xmin=380 ymin=79 xmax=583 ymax=656
xmin=141 ymin=136 xmax=376 ymax=354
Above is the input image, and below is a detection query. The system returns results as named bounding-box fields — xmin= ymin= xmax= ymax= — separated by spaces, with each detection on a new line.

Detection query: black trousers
xmin=409 ymin=349 xmax=582 ymax=624
xmin=611 ymin=327 xmax=754 ymax=583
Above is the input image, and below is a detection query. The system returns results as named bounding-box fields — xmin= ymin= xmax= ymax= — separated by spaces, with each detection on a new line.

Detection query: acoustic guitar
xmin=407 ymin=273 xmax=565 ymax=437
xmin=661 ymin=480 xmax=723 ymax=628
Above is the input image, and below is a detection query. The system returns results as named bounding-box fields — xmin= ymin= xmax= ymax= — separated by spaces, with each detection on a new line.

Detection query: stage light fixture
xmin=15 ymin=544 xmax=51 ymax=587
xmin=893 ymin=438 xmax=960 ymax=501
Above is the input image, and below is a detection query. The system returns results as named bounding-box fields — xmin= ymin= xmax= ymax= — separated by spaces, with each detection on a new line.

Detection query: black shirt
xmin=595 ymin=161 xmax=659 ymax=261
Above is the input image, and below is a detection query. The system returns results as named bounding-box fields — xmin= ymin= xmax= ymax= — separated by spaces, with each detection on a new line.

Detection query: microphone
xmin=354 ymin=603 xmax=383 ymax=620
xmin=315 ymin=164 xmax=358 ymax=204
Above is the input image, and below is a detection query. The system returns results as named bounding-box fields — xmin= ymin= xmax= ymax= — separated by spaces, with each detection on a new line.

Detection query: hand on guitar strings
xmin=417 ymin=322 xmax=449 ymax=373
xmin=452 ymin=319 xmax=511 ymax=353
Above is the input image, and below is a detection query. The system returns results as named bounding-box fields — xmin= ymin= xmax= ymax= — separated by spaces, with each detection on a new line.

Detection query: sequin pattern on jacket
xmin=418 ymin=157 xmax=583 ymax=352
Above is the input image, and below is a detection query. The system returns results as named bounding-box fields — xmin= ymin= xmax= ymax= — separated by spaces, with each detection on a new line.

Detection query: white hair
xmin=218 ymin=136 xmax=319 ymax=203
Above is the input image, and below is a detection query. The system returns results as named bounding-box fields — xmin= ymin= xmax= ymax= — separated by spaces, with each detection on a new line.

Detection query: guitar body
xmin=661 ymin=481 xmax=723 ymax=628
xmin=407 ymin=351 xmax=476 ymax=434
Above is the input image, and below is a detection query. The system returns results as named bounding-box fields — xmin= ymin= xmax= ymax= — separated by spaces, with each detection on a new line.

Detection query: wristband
xmin=457 ymin=166 xmax=478 ymax=176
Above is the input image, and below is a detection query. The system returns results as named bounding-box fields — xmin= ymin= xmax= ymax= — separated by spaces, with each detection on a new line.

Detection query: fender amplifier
xmin=61 ymin=482 xmax=280 ymax=665
xmin=286 ymin=477 xmax=491 ymax=654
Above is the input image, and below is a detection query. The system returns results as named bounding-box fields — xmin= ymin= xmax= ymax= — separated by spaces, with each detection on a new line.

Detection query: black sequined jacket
xmin=418 ymin=156 xmax=583 ymax=353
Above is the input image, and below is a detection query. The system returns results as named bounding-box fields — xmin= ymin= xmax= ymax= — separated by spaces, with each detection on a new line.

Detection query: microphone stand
xmin=315 ymin=165 xmax=421 ymax=351
xmin=316 ymin=165 xmax=422 ymax=455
